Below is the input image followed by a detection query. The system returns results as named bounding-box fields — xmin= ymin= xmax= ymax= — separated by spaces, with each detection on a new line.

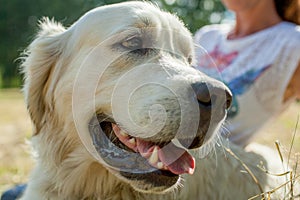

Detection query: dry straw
xmin=225 ymin=115 xmax=300 ymax=200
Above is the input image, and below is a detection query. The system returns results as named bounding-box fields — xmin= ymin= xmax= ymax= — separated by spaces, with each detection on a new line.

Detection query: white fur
xmin=20 ymin=2 xmax=293 ymax=199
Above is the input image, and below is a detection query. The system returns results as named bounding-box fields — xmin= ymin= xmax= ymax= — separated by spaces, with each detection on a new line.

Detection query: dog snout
xmin=177 ymin=81 xmax=232 ymax=150
xmin=191 ymin=82 xmax=232 ymax=110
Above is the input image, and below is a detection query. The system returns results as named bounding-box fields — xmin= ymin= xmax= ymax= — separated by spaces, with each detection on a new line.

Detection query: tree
xmin=0 ymin=0 xmax=225 ymax=88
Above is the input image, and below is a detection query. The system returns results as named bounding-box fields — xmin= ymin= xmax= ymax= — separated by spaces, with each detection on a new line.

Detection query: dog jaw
xmin=21 ymin=1 xmax=231 ymax=199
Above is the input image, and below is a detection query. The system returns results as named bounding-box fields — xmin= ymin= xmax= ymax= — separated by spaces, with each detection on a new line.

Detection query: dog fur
xmin=20 ymin=2 xmax=291 ymax=199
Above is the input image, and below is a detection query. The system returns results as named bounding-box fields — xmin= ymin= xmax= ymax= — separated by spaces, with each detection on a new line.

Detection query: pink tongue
xmin=159 ymin=142 xmax=195 ymax=175
xmin=136 ymin=139 xmax=195 ymax=175
xmin=112 ymin=124 xmax=195 ymax=175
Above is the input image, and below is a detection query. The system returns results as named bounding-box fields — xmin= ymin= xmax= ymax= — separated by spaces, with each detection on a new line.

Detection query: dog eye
xmin=121 ymin=37 xmax=143 ymax=50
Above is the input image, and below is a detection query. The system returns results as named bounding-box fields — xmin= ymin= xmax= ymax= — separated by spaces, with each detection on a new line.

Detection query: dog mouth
xmin=89 ymin=114 xmax=196 ymax=190
xmin=111 ymin=120 xmax=196 ymax=172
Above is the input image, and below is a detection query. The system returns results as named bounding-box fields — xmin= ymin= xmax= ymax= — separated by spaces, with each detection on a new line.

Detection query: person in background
xmin=194 ymin=0 xmax=300 ymax=146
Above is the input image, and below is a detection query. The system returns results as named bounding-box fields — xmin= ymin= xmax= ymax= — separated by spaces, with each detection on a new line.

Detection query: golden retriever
xmin=20 ymin=2 xmax=291 ymax=199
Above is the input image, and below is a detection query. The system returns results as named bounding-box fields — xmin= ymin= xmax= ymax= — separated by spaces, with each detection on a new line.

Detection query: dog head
xmin=22 ymin=1 xmax=231 ymax=194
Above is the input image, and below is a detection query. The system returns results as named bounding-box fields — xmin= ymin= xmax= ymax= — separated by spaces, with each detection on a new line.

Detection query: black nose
xmin=178 ymin=81 xmax=232 ymax=150
xmin=191 ymin=82 xmax=232 ymax=110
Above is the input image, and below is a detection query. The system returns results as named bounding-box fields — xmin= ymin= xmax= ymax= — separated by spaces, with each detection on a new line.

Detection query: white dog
xmin=20 ymin=2 xmax=292 ymax=199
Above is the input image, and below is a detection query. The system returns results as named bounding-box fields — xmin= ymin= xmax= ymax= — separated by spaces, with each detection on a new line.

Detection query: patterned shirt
xmin=194 ymin=22 xmax=300 ymax=145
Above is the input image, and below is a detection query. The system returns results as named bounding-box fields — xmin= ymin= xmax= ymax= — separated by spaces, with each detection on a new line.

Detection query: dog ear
xmin=22 ymin=18 xmax=67 ymax=135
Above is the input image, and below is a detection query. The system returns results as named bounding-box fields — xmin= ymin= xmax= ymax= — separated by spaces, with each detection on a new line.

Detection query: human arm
xmin=283 ymin=62 xmax=300 ymax=102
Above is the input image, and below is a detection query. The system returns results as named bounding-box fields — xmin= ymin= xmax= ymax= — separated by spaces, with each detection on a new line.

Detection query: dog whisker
xmin=18 ymin=2 xmax=294 ymax=199
xmin=220 ymin=120 xmax=231 ymax=138
xmin=109 ymin=130 xmax=117 ymax=142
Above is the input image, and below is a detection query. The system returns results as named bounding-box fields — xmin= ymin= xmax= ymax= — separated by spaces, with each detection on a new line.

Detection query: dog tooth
xmin=188 ymin=167 xmax=195 ymax=175
xmin=157 ymin=162 xmax=164 ymax=169
xmin=120 ymin=130 xmax=128 ymax=137
xmin=148 ymin=146 xmax=159 ymax=165
xmin=128 ymin=138 xmax=136 ymax=145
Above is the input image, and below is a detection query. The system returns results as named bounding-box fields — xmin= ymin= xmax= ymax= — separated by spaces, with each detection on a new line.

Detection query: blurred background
xmin=0 ymin=0 xmax=227 ymax=88
xmin=0 ymin=0 xmax=299 ymax=195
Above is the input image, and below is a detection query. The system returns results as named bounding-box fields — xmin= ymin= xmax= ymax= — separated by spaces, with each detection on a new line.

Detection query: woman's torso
xmin=194 ymin=22 xmax=300 ymax=145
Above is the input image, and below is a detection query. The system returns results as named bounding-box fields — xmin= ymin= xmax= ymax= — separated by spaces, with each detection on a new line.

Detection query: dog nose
xmin=191 ymin=82 xmax=232 ymax=110
xmin=178 ymin=81 xmax=232 ymax=150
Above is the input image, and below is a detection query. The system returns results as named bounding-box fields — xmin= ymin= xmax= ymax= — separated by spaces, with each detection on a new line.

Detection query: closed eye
xmin=121 ymin=37 xmax=143 ymax=50
xmin=121 ymin=36 xmax=154 ymax=56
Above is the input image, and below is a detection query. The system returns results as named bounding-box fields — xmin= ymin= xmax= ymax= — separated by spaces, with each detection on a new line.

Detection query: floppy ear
xmin=22 ymin=18 xmax=67 ymax=135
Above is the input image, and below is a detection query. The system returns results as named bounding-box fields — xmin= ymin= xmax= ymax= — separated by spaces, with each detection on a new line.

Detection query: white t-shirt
xmin=194 ymin=22 xmax=300 ymax=146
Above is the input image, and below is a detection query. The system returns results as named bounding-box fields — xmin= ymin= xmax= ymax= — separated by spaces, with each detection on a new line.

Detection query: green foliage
xmin=156 ymin=0 xmax=225 ymax=33
xmin=0 ymin=0 xmax=225 ymax=88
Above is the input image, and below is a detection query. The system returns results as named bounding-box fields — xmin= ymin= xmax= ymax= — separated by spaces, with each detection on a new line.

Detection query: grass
xmin=0 ymin=89 xmax=34 ymax=194
xmin=0 ymin=89 xmax=299 ymax=197
xmin=254 ymin=102 xmax=300 ymax=154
